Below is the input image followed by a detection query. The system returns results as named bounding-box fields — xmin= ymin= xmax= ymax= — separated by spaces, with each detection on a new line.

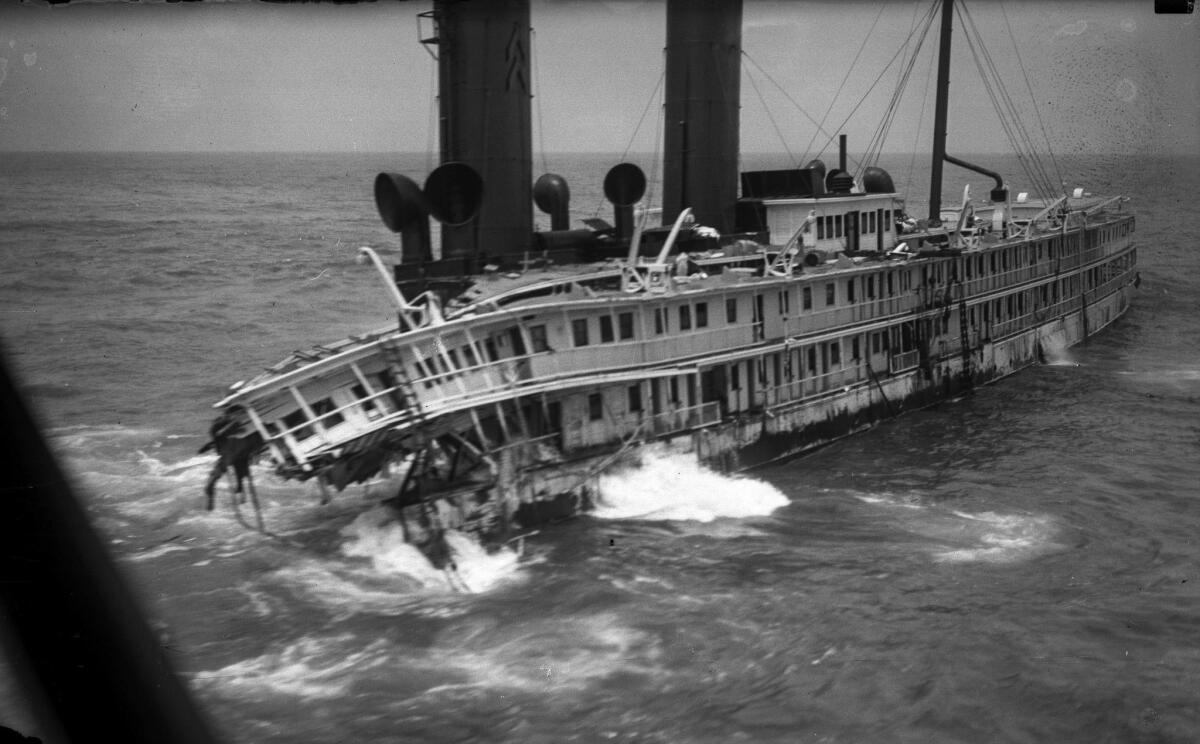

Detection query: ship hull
xmin=386 ymin=275 xmax=1135 ymax=559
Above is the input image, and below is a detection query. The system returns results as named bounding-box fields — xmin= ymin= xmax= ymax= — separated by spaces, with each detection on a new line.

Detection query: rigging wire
xmin=743 ymin=63 xmax=797 ymax=167
xmin=802 ymin=2 xmax=890 ymax=163
xmin=962 ymin=1 xmax=1058 ymax=197
xmin=904 ymin=22 xmax=938 ymax=202
xmin=957 ymin=2 xmax=1057 ymax=198
xmin=813 ymin=0 xmax=940 ymax=172
xmin=618 ymin=66 xmax=666 ymax=166
xmin=531 ymin=28 xmax=549 ymax=176
xmin=426 ymin=46 xmax=438 ymax=173
xmin=740 ymin=52 xmax=834 ymax=157
xmin=858 ymin=1 xmax=938 ymax=176
xmin=999 ymin=0 xmax=1065 ymax=196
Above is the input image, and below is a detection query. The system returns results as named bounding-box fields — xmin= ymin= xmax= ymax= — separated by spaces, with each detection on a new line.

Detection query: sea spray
xmin=339 ymin=506 xmax=523 ymax=593
xmin=594 ymin=449 xmax=788 ymax=522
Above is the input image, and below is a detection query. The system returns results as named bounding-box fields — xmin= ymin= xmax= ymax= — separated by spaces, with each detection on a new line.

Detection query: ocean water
xmin=1 ymin=150 xmax=1199 ymax=743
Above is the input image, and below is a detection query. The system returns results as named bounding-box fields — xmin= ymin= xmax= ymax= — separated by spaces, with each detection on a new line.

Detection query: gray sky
xmin=0 ymin=0 xmax=1196 ymax=155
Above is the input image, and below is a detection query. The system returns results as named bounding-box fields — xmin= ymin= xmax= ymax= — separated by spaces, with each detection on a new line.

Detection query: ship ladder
xmin=957 ymin=292 xmax=974 ymax=391
xmin=379 ymin=338 xmax=425 ymax=421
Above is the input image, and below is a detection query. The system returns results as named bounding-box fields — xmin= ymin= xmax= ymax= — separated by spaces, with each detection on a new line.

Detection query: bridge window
xmin=825 ymin=283 xmax=836 ymax=306
xmin=679 ymin=305 xmax=692 ymax=331
xmin=618 ymin=312 xmax=635 ymax=340
xmin=572 ymin=318 xmax=589 ymax=347
xmin=847 ymin=278 xmax=856 ymax=304
xmin=726 ymin=298 xmax=738 ymax=323
xmin=281 ymin=409 xmax=312 ymax=441
xmin=655 ymin=307 xmax=667 ymax=334
xmin=351 ymin=383 xmax=381 ymax=420
xmin=627 ymin=385 xmax=642 ymax=413
xmin=695 ymin=302 xmax=709 ymax=328
xmin=588 ymin=392 xmax=603 ymax=421
xmin=778 ymin=291 xmax=790 ymax=315
xmin=802 ymin=286 xmax=812 ymax=310
xmin=830 ymin=340 xmax=841 ymax=367
xmin=530 ymin=325 xmax=549 ymax=352
xmin=731 ymin=361 xmax=741 ymax=390
xmin=312 ymin=398 xmax=344 ymax=428
xmin=600 ymin=315 xmax=614 ymax=343
xmin=835 ymin=214 xmax=843 ymax=238
xmin=818 ymin=218 xmax=826 ymax=239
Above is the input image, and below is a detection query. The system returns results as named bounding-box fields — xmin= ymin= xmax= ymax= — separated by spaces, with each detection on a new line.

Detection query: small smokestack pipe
xmin=839 ymin=134 xmax=847 ymax=174
xmin=533 ymin=173 xmax=571 ymax=231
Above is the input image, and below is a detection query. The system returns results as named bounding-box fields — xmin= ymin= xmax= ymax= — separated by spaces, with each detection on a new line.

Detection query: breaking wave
xmin=594 ymin=449 xmax=788 ymax=522
xmin=338 ymin=506 xmax=525 ymax=595
xmin=193 ymin=635 xmax=392 ymax=700
xmin=854 ymin=491 xmax=1059 ymax=563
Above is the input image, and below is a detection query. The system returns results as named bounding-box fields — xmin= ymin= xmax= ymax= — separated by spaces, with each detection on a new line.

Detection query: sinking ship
xmin=203 ymin=0 xmax=1137 ymax=558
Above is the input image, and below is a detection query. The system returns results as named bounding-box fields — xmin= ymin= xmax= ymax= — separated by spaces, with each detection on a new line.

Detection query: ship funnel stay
xmin=603 ymin=163 xmax=647 ymax=241
xmin=662 ymin=0 xmax=742 ymax=233
xmin=374 ymin=172 xmax=432 ymax=265
xmin=533 ymin=173 xmax=571 ymax=231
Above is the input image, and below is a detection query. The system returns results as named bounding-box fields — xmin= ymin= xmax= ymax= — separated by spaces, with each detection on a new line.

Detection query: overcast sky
xmin=0 ymin=0 xmax=1196 ymax=156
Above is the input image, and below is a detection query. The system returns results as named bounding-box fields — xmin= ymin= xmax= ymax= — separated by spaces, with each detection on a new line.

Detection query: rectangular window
xmin=830 ymin=341 xmax=841 ymax=367
xmin=867 ymin=275 xmax=875 ymax=299
xmin=588 ymin=392 xmax=603 ymax=421
xmin=851 ymin=337 xmax=860 ymax=361
xmin=825 ymin=283 xmax=836 ymax=306
xmin=529 ymin=325 xmax=549 ymax=353
xmin=884 ymin=209 xmax=891 ymax=227
xmin=802 ymin=286 xmax=812 ymax=310
xmin=731 ymin=361 xmax=741 ymax=390
xmin=484 ymin=338 xmax=499 ymax=362
xmin=628 ymin=384 xmax=642 ymax=413
xmin=847 ymin=279 xmax=856 ymax=304
xmin=817 ymin=218 xmax=825 ymax=240
xmin=282 ymin=409 xmax=313 ymax=441
xmin=351 ymin=383 xmax=380 ymax=419
xmin=572 ymin=318 xmax=589 ymax=347
xmin=807 ymin=347 xmax=817 ymax=375
xmin=600 ymin=315 xmax=614 ymax=343
xmin=726 ymin=298 xmax=738 ymax=323
xmin=695 ymin=302 xmax=708 ymax=328
xmin=679 ymin=305 xmax=692 ymax=331
xmin=462 ymin=344 xmax=478 ymax=367
xmin=311 ymin=398 xmax=344 ymax=428
xmin=669 ymin=377 xmax=679 ymax=404
xmin=655 ymin=307 xmax=667 ymax=334
xmin=618 ymin=312 xmax=635 ymax=340
xmin=835 ymin=214 xmax=843 ymax=238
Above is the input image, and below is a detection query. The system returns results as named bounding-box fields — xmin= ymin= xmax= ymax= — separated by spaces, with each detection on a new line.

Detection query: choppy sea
xmin=1 ymin=151 xmax=1198 ymax=743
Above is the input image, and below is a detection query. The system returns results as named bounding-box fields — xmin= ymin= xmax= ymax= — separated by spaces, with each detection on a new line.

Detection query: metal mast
xmin=928 ymin=0 xmax=954 ymax=223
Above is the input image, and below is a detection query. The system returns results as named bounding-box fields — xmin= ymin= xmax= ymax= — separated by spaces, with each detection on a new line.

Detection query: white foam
xmin=933 ymin=510 xmax=1056 ymax=563
xmin=595 ymin=450 xmax=788 ymax=522
xmin=854 ymin=492 xmax=926 ymax=510
xmin=193 ymin=635 xmax=390 ymax=699
xmin=338 ymin=506 xmax=524 ymax=594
